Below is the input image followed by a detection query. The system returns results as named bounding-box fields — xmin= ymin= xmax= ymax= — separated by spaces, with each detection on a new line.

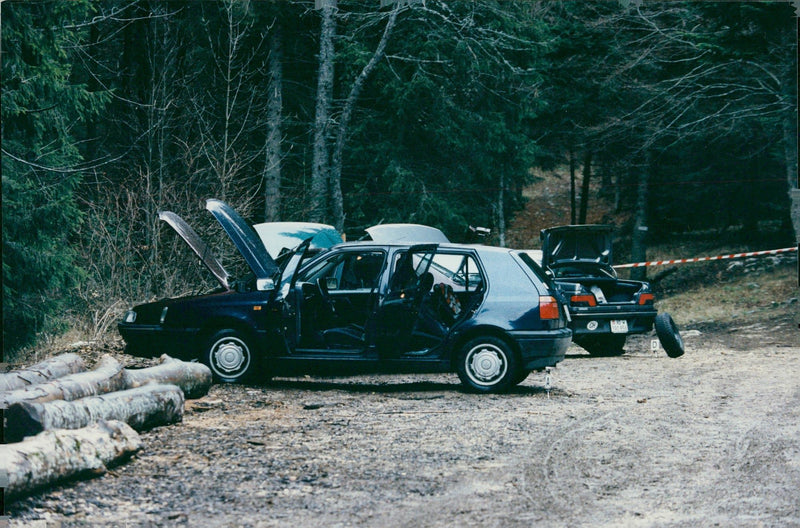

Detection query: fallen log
xmin=0 ymin=353 xmax=87 ymax=392
xmin=5 ymin=384 xmax=185 ymax=443
xmin=0 ymin=355 xmax=125 ymax=408
xmin=123 ymin=354 xmax=213 ymax=399
xmin=0 ymin=420 xmax=143 ymax=501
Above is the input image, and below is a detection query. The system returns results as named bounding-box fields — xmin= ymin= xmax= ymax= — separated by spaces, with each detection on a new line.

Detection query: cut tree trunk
xmin=5 ymin=384 xmax=185 ymax=443
xmin=122 ymin=355 xmax=213 ymax=399
xmin=0 ymin=420 xmax=143 ymax=501
xmin=0 ymin=353 xmax=86 ymax=392
xmin=0 ymin=355 xmax=125 ymax=408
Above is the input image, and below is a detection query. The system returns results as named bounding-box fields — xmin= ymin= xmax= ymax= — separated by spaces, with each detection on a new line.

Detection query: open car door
xmin=375 ymin=244 xmax=440 ymax=356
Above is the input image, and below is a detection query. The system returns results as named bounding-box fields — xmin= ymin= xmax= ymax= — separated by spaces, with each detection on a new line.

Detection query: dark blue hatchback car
xmin=119 ymin=200 xmax=571 ymax=393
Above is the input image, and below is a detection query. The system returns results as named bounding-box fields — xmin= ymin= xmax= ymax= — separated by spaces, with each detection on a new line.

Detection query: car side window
xmin=338 ymin=251 xmax=384 ymax=290
xmin=429 ymin=253 xmax=483 ymax=293
xmin=300 ymin=251 xmax=385 ymax=291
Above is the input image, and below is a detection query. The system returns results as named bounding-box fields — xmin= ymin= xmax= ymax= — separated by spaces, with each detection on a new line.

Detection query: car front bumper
xmin=118 ymin=322 xmax=199 ymax=359
xmin=508 ymin=327 xmax=572 ymax=370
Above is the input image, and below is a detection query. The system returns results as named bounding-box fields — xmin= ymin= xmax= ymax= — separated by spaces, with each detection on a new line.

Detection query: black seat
xmin=322 ymin=324 xmax=366 ymax=348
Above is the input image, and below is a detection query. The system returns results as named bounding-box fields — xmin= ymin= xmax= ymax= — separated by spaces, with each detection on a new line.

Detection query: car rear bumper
xmin=508 ymin=327 xmax=572 ymax=370
xmin=568 ymin=307 xmax=657 ymax=337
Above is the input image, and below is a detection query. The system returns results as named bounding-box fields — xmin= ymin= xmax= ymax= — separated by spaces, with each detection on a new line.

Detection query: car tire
xmin=457 ymin=336 xmax=517 ymax=393
xmin=655 ymin=313 xmax=684 ymax=358
xmin=574 ymin=335 xmax=626 ymax=357
xmin=512 ymin=368 xmax=532 ymax=386
xmin=203 ymin=329 xmax=255 ymax=383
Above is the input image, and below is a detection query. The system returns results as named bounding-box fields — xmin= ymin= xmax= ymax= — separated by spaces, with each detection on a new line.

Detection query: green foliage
xmin=2 ymin=1 xmax=109 ymax=351
xmin=2 ymin=1 xmax=794 ymax=352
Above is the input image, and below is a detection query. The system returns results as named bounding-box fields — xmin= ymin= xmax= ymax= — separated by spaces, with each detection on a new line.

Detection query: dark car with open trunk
xmin=539 ymin=225 xmax=684 ymax=358
xmin=119 ymin=200 xmax=572 ymax=393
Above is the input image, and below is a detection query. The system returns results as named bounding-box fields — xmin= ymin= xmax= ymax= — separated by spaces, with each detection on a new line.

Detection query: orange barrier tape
xmin=614 ymin=246 xmax=798 ymax=269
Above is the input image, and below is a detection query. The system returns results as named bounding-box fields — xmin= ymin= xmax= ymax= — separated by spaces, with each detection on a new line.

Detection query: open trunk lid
xmin=366 ymin=224 xmax=449 ymax=244
xmin=540 ymin=225 xmax=614 ymax=269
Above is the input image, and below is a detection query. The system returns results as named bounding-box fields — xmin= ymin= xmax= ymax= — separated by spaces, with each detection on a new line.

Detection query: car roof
xmin=324 ymin=240 xmax=518 ymax=255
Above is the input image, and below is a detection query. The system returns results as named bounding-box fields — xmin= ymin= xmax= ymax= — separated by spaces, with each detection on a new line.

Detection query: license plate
xmin=610 ymin=320 xmax=629 ymax=333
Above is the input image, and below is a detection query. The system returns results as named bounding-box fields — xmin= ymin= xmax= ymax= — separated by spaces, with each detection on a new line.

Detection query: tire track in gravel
xmin=8 ymin=341 xmax=800 ymax=527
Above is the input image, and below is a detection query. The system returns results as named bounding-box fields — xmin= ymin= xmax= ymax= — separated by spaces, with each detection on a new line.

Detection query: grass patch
xmin=656 ymin=263 xmax=798 ymax=327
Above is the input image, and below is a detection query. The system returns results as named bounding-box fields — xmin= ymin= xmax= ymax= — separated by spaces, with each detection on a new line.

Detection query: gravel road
xmin=8 ymin=320 xmax=800 ymax=528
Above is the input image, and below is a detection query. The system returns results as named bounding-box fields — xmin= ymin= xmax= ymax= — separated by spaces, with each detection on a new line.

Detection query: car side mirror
xmin=325 ymin=277 xmax=339 ymax=291
xmin=256 ymin=278 xmax=275 ymax=291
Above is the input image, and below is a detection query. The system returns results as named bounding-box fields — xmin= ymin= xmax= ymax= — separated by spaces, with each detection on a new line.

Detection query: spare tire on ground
xmin=655 ymin=313 xmax=684 ymax=358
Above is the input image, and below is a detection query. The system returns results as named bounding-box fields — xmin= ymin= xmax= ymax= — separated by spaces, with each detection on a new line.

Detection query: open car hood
xmin=159 ymin=211 xmax=232 ymax=290
xmin=205 ymin=199 xmax=280 ymax=289
xmin=539 ymin=225 xmax=614 ymax=269
xmin=253 ymin=222 xmax=342 ymax=259
xmin=366 ymin=224 xmax=449 ymax=244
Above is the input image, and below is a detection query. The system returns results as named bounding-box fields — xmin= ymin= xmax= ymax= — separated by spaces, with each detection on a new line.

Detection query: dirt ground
xmin=7 ymin=317 xmax=799 ymax=528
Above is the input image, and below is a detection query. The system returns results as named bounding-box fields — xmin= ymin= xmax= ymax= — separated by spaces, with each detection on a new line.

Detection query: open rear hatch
xmin=540 ymin=225 xmax=614 ymax=270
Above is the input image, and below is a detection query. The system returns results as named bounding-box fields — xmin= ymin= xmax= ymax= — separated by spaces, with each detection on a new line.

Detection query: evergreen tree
xmin=2 ymin=1 xmax=109 ymax=352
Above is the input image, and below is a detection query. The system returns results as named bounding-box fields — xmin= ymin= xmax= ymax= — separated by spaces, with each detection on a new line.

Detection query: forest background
xmin=2 ymin=0 xmax=797 ymax=355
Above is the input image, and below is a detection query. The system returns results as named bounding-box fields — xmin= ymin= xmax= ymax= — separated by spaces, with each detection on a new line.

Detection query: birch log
xmin=0 ymin=420 xmax=143 ymax=501
xmin=5 ymin=384 xmax=185 ymax=443
xmin=0 ymin=355 xmax=125 ymax=408
xmin=123 ymin=355 xmax=213 ymax=399
xmin=0 ymin=353 xmax=87 ymax=392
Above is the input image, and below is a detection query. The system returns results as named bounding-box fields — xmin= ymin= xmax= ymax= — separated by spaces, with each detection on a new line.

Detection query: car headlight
xmin=123 ymin=310 xmax=137 ymax=323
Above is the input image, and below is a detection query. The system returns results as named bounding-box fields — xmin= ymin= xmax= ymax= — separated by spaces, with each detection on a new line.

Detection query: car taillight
xmin=638 ymin=293 xmax=655 ymax=305
xmin=570 ymin=294 xmax=597 ymax=307
xmin=539 ymin=296 xmax=561 ymax=320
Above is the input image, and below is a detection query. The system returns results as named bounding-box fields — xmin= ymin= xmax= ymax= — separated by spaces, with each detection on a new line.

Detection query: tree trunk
xmin=579 ymin=150 xmax=592 ymax=224
xmin=569 ymin=147 xmax=577 ymax=224
xmin=0 ymin=356 xmax=125 ymax=408
xmin=630 ymin=155 xmax=650 ymax=281
xmin=309 ymin=0 xmax=337 ymax=223
xmin=329 ymin=2 xmax=401 ymax=231
xmin=0 ymin=353 xmax=86 ymax=392
xmin=497 ymin=173 xmax=506 ymax=247
xmin=263 ymin=19 xmax=284 ymax=222
xmin=0 ymin=420 xmax=143 ymax=501
xmin=122 ymin=355 xmax=213 ymax=400
xmin=5 ymin=384 xmax=184 ymax=443
xmin=783 ymin=113 xmax=799 ymax=241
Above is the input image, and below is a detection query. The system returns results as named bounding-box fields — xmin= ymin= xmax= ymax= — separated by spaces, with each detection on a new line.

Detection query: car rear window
xmin=516 ymin=251 xmax=555 ymax=287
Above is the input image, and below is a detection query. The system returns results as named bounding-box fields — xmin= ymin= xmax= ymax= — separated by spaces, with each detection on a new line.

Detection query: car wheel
xmin=512 ymin=368 xmax=532 ymax=386
xmin=655 ymin=313 xmax=684 ymax=358
xmin=457 ymin=336 xmax=517 ymax=393
xmin=203 ymin=329 xmax=254 ymax=383
xmin=574 ymin=335 xmax=626 ymax=356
